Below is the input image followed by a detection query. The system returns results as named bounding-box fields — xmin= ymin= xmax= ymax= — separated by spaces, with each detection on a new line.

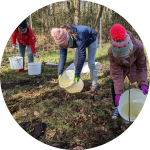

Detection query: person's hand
xmin=12 ymin=44 xmax=16 ymax=50
xmin=141 ymin=85 xmax=148 ymax=95
xmin=115 ymin=94 xmax=121 ymax=106
xmin=58 ymin=74 xmax=62 ymax=80
xmin=34 ymin=53 xmax=39 ymax=58
xmin=73 ymin=75 xmax=80 ymax=83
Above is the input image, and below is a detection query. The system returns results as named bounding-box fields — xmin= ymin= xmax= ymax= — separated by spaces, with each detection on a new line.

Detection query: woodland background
xmin=5 ymin=0 xmax=141 ymax=53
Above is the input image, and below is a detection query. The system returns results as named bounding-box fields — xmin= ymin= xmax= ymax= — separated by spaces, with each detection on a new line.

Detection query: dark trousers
xmin=111 ymin=80 xmax=116 ymax=107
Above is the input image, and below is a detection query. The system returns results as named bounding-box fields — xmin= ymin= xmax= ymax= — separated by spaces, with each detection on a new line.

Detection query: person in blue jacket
xmin=51 ymin=24 xmax=98 ymax=95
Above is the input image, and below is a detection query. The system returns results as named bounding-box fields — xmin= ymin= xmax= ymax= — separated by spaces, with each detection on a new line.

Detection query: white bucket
xmin=118 ymin=88 xmax=147 ymax=122
xmin=59 ymin=70 xmax=84 ymax=93
xmin=9 ymin=56 xmax=23 ymax=70
xmin=27 ymin=63 xmax=41 ymax=75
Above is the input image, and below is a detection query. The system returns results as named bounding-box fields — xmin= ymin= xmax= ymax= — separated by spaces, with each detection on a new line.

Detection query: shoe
xmin=15 ymin=67 xmax=24 ymax=72
xmin=112 ymin=106 xmax=119 ymax=119
xmin=90 ymin=86 xmax=97 ymax=96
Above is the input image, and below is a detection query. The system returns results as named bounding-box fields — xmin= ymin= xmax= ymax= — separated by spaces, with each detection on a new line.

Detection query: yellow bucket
xmin=59 ymin=70 xmax=84 ymax=93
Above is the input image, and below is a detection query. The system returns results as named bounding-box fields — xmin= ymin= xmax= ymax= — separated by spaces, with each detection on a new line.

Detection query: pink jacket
xmin=108 ymin=30 xmax=148 ymax=94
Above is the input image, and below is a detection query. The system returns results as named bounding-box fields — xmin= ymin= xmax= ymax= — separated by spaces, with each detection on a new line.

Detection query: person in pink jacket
xmin=108 ymin=24 xmax=148 ymax=119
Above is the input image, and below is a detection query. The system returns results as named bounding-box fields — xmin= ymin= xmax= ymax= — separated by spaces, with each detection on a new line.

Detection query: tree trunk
xmin=90 ymin=2 xmax=93 ymax=14
xmin=74 ymin=0 xmax=80 ymax=25
xmin=65 ymin=1 xmax=69 ymax=11
xmin=52 ymin=3 xmax=55 ymax=27
xmin=81 ymin=0 xmax=86 ymax=15
xmin=107 ymin=1 xmax=112 ymax=22
xmin=102 ymin=6 xmax=105 ymax=20
xmin=47 ymin=0 xmax=51 ymax=30
xmin=94 ymin=5 xmax=104 ymax=30
xmin=41 ymin=0 xmax=44 ymax=34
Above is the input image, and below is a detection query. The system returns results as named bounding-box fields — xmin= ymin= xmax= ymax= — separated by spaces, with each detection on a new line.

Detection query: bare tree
xmin=0 ymin=0 xmax=150 ymax=38
xmin=52 ymin=3 xmax=56 ymax=27
xmin=94 ymin=5 xmax=104 ymax=30
xmin=74 ymin=0 xmax=80 ymax=25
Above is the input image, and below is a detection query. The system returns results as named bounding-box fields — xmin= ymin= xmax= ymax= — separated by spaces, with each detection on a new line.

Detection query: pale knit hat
xmin=110 ymin=24 xmax=133 ymax=60
xmin=51 ymin=28 xmax=70 ymax=47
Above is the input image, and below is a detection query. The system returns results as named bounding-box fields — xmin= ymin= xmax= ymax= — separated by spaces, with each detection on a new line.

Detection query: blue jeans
xmin=74 ymin=37 xmax=98 ymax=86
xmin=18 ymin=43 xmax=34 ymax=67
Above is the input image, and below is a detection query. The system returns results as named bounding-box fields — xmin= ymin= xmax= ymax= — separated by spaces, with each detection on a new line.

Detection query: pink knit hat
xmin=110 ymin=24 xmax=133 ymax=60
xmin=51 ymin=28 xmax=70 ymax=47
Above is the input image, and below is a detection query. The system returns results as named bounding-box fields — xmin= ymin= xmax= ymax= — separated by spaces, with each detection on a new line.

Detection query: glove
xmin=12 ymin=44 xmax=16 ymax=50
xmin=141 ymin=85 xmax=148 ymax=95
xmin=115 ymin=94 xmax=121 ymax=106
xmin=73 ymin=75 xmax=80 ymax=83
xmin=34 ymin=53 xmax=39 ymax=58
xmin=58 ymin=74 xmax=62 ymax=80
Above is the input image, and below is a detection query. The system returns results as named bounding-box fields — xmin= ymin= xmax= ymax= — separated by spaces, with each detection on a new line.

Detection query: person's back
xmin=51 ymin=24 xmax=98 ymax=95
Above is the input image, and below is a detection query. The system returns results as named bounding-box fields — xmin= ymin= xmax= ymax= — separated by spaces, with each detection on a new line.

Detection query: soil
xmin=0 ymin=75 xmax=150 ymax=150
xmin=1 ymin=75 xmax=57 ymax=90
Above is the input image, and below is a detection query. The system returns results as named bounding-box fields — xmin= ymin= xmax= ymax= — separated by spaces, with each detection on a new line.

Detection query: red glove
xmin=115 ymin=94 xmax=121 ymax=106
xmin=141 ymin=85 xmax=148 ymax=95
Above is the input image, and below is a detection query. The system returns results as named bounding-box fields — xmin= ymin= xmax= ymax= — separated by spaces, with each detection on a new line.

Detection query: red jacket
xmin=11 ymin=26 xmax=36 ymax=54
xmin=108 ymin=30 xmax=148 ymax=95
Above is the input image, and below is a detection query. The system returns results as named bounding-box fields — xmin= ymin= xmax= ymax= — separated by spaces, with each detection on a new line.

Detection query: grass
xmin=1 ymin=43 xmax=150 ymax=149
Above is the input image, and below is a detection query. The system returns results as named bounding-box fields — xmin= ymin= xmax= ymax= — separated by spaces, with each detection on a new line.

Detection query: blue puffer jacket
xmin=59 ymin=25 xmax=97 ymax=77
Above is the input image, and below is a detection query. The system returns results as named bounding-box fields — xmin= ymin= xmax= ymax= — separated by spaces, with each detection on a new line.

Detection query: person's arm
xmin=75 ymin=38 xmax=86 ymax=77
xmin=108 ymin=49 xmax=124 ymax=95
xmin=136 ymin=41 xmax=148 ymax=87
xmin=59 ymin=46 xmax=67 ymax=75
xmin=28 ymin=32 xmax=36 ymax=54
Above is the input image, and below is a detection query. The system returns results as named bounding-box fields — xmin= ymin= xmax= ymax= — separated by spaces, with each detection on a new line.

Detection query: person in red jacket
xmin=108 ymin=24 xmax=148 ymax=119
xmin=11 ymin=20 xmax=39 ymax=72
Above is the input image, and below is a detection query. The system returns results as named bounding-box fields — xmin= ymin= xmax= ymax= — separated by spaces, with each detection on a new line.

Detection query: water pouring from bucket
xmin=118 ymin=88 xmax=147 ymax=122
xmin=59 ymin=70 xmax=84 ymax=93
